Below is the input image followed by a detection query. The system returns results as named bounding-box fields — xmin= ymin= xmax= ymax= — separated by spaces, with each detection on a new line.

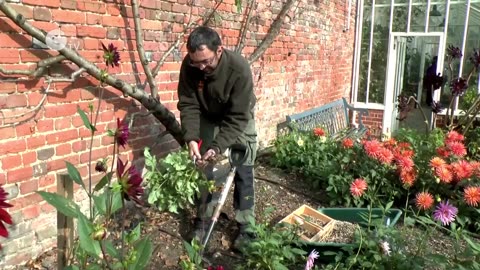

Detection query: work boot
xmin=232 ymin=223 xmax=255 ymax=252
xmin=186 ymin=218 xmax=209 ymax=244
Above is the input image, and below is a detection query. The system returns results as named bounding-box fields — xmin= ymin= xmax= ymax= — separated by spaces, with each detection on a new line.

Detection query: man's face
xmin=188 ymin=45 xmax=222 ymax=74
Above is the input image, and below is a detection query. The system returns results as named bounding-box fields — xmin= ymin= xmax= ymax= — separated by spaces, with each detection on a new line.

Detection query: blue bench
xmin=285 ymin=97 xmax=369 ymax=140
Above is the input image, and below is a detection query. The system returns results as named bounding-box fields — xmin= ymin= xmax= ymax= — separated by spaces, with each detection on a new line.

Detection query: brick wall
xmin=0 ymin=0 xmax=356 ymax=265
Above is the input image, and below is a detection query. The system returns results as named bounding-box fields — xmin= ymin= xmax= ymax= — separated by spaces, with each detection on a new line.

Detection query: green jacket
xmin=177 ymin=49 xmax=256 ymax=154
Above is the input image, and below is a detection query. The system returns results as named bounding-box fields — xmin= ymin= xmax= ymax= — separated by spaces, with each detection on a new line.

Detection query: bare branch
xmin=0 ymin=55 xmax=65 ymax=79
xmin=235 ymin=0 xmax=256 ymax=54
xmin=203 ymin=0 xmax=224 ymax=26
xmin=0 ymin=1 xmax=184 ymax=145
xmin=131 ymin=0 xmax=158 ymax=99
xmin=152 ymin=35 xmax=184 ymax=78
xmin=248 ymin=0 xmax=297 ymax=64
xmin=48 ymin=67 xmax=86 ymax=82
xmin=152 ymin=0 xmax=196 ymax=78
xmin=0 ymin=80 xmax=51 ymax=126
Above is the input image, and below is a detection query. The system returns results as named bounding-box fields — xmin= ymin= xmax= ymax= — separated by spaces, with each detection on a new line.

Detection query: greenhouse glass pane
xmin=428 ymin=4 xmax=446 ymax=33
xmin=357 ymin=5 xmax=372 ymax=103
xmin=459 ymin=3 xmax=480 ymax=110
xmin=410 ymin=0 xmax=427 ymax=32
xmin=392 ymin=5 xmax=408 ymax=32
xmin=368 ymin=7 xmax=391 ymax=104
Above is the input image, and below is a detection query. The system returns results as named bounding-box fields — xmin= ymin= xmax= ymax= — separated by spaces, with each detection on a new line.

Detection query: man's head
xmin=186 ymin=26 xmax=223 ymax=74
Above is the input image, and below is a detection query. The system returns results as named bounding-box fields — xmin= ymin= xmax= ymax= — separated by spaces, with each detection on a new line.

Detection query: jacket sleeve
xmin=177 ymin=60 xmax=201 ymax=143
xmin=210 ymin=68 xmax=253 ymax=154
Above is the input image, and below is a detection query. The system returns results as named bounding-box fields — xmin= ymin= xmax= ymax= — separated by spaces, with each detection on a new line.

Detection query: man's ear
xmin=217 ymin=46 xmax=223 ymax=55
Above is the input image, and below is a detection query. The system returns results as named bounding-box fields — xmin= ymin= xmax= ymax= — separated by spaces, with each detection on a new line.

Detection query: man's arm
xmin=177 ymin=60 xmax=201 ymax=143
xmin=209 ymin=69 xmax=254 ymax=154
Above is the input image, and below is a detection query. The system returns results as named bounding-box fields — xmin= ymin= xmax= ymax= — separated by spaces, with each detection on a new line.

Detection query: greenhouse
xmin=351 ymin=0 xmax=480 ymax=137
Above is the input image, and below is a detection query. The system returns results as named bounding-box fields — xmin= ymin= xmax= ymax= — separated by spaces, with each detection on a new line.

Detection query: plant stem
xmin=100 ymin=240 xmax=113 ymax=270
xmin=120 ymin=198 xmax=126 ymax=265
xmin=403 ymin=189 xmax=410 ymax=222
xmin=87 ymin=87 xmax=104 ymax=220
xmin=106 ymin=142 xmax=117 ymax=220
xmin=347 ymin=226 xmax=363 ymax=270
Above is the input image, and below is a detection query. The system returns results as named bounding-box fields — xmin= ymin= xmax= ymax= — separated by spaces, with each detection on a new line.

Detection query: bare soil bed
xmin=13 ymin=154 xmax=478 ymax=269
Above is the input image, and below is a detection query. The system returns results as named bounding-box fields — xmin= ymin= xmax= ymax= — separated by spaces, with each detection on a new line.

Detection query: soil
xmin=319 ymin=221 xmax=358 ymax=244
xmin=14 ymin=153 xmax=480 ymax=270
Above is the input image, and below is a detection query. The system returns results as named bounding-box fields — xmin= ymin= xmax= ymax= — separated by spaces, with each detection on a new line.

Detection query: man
xmin=423 ymin=56 xmax=438 ymax=106
xmin=176 ymin=26 xmax=257 ymax=251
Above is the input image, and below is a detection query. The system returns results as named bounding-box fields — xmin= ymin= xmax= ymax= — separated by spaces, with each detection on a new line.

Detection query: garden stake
xmin=200 ymin=143 xmax=249 ymax=253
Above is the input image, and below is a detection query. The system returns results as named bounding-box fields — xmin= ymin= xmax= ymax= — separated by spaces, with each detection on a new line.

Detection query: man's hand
xmin=188 ymin=141 xmax=202 ymax=163
xmin=201 ymin=148 xmax=217 ymax=162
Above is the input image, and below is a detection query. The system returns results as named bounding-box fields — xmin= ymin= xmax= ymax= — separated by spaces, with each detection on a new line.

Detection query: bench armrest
xmin=342 ymin=98 xmax=369 ymax=131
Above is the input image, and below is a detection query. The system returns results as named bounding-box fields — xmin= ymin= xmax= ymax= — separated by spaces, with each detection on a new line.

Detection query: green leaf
xmin=37 ymin=191 xmax=80 ymax=218
xmin=65 ymin=162 xmax=86 ymax=190
xmin=104 ymin=240 xmax=120 ymax=259
xmin=94 ymin=172 xmax=113 ymax=192
xmin=78 ymin=213 xmax=101 ymax=257
xmin=77 ymin=105 xmax=96 ymax=132
xmin=111 ymin=191 xmax=123 ymax=215
xmin=128 ymin=237 xmax=153 ymax=270
xmin=126 ymin=223 xmax=142 ymax=243
xmin=64 ymin=266 xmax=80 ymax=270
xmin=464 ymin=235 xmax=480 ymax=252
xmin=92 ymin=194 xmax=107 ymax=215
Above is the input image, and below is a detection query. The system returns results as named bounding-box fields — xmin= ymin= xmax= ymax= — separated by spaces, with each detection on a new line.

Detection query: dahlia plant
xmin=36 ymin=44 xmax=152 ymax=269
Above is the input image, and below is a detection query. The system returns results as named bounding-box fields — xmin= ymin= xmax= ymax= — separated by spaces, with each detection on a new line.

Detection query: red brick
xmin=1 ymin=155 xmax=22 ymax=170
xmin=39 ymin=174 xmax=55 ymax=188
xmin=51 ymin=10 xmax=86 ymax=24
xmin=30 ymin=21 xmax=58 ymax=32
xmin=55 ymin=143 xmax=72 ymax=156
xmin=0 ymin=18 xmax=22 ymax=33
xmin=47 ymin=88 xmax=82 ymax=104
xmin=77 ymin=1 xmax=106 ymax=13
xmin=22 ymin=152 xmax=37 ymax=166
xmin=46 ymin=129 xmax=79 ymax=144
xmin=40 ymin=201 xmax=55 ymax=213
xmin=0 ymin=126 xmax=16 ymax=140
xmin=77 ymin=26 xmax=106 ymax=39
xmin=15 ymin=122 xmax=36 ymax=137
xmin=0 ymin=174 xmax=5 ymax=185
xmin=79 ymin=148 xmax=108 ymax=163
xmin=61 ymin=0 xmax=76 ymax=9
xmin=27 ymin=91 xmax=45 ymax=107
xmin=36 ymin=119 xmax=54 ymax=132
xmin=22 ymin=205 xmax=41 ymax=220
xmin=27 ymin=135 xmax=46 ymax=149
xmin=137 ymin=0 xmax=154 ymax=8
xmin=102 ymin=16 xmax=126 ymax=27
xmin=7 ymin=167 xmax=32 ymax=183
xmin=44 ymin=104 xmax=78 ymax=118
xmin=19 ymin=50 xmax=54 ymax=63
xmin=86 ymin=13 xmax=102 ymax=25
xmin=9 ymin=193 xmax=42 ymax=211
xmin=46 ymin=155 xmax=79 ymax=171
xmin=54 ymin=117 xmax=72 ymax=131
xmin=1 ymin=5 xmax=31 ymax=19
xmin=20 ymin=179 xmax=39 ymax=194
xmin=33 ymin=7 xmax=52 ymax=21
xmin=72 ymin=140 xmax=86 ymax=152
xmin=17 ymin=79 xmax=44 ymax=93
xmin=4 ymin=94 xmax=27 ymax=108
xmin=0 ymin=33 xmax=33 ymax=48
xmin=22 ymin=0 xmax=60 ymax=7
xmin=0 ymin=139 xmax=26 ymax=156
xmin=0 ymin=82 xmax=17 ymax=94
xmin=106 ymin=4 xmax=121 ymax=16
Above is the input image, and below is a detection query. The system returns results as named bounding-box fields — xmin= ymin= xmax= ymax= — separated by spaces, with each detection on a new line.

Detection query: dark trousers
xmin=195 ymin=165 xmax=255 ymax=230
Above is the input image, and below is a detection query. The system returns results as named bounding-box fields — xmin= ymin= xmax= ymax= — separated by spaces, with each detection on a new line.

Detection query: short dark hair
xmin=186 ymin=26 xmax=222 ymax=53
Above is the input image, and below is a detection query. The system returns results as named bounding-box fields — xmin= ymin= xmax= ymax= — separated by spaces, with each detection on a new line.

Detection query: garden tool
xmin=200 ymin=143 xmax=249 ymax=249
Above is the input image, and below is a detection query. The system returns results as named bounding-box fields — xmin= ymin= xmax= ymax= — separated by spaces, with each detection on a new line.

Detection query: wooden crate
xmin=279 ymin=204 xmax=335 ymax=242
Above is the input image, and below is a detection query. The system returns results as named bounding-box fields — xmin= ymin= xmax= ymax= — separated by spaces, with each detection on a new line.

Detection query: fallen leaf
xmin=220 ymin=235 xmax=230 ymax=248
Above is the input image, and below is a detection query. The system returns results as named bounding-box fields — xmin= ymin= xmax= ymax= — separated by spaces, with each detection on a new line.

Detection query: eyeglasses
xmin=189 ymin=55 xmax=216 ymax=68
